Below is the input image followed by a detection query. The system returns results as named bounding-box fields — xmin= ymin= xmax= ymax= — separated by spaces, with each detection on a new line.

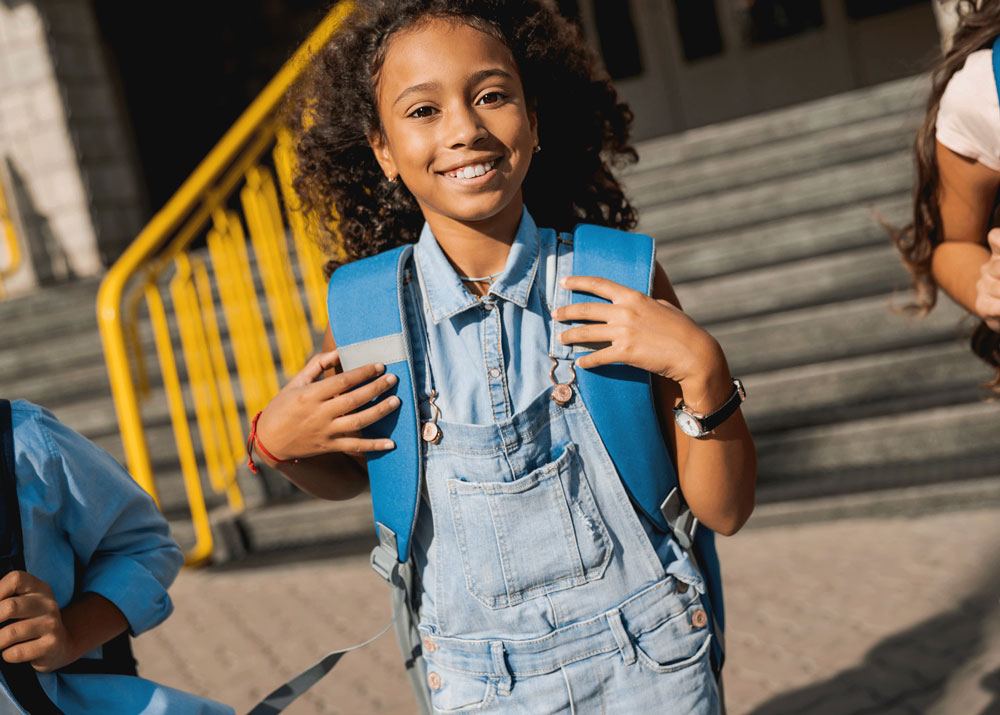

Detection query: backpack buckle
xmin=659 ymin=487 xmax=698 ymax=550
xmin=370 ymin=523 xmax=401 ymax=584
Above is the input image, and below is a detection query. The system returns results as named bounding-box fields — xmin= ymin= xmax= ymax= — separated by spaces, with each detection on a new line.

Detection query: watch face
xmin=675 ymin=410 xmax=702 ymax=437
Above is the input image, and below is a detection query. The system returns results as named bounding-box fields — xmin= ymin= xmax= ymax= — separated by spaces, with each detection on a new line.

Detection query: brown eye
xmin=409 ymin=106 xmax=437 ymax=118
xmin=477 ymin=91 xmax=506 ymax=105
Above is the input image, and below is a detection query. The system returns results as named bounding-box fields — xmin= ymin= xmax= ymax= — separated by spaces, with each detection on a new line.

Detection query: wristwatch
xmin=673 ymin=378 xmax=746 ymax=438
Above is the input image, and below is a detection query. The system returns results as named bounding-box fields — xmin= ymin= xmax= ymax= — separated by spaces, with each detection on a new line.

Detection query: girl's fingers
xmin=315 ymin=362 xmax=387 ymax=399
xmin=1 ymin=632 xmax=51 ymax=665
xmin=330 ymin=436 xmax=396 ymax=453
xmin=0 ymin=572 xmax=43 ymax=601
xmin=0 ymin=616 xmax=49 ymax=650
xmin=574 ymin=345 xmax=622 ymax=370
xmin=558 ymin=323 xmax=618 ymax=345
xmin=988 ymin=228 xmax=1000 ymax=256
xmin=330 ymin=394 xmax=402 ymax=435
xmin=551 ymin=301 xmax=620 ymax=324
xmin=292 ymin=350 xmax=340 ymax=388
xmin=560 ymin=275 xmax=634 ymax=302
xmin=0 ymin=594 xmax=48 ymax=623
xmin=330 ymin=373 xmax=399 ymax=415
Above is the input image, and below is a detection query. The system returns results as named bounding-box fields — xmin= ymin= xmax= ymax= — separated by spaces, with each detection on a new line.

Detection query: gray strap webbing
xmin=245 ymin=611 xmax=396 ymax=715
xmin=336 ymin=333 xmax=408 ymax=372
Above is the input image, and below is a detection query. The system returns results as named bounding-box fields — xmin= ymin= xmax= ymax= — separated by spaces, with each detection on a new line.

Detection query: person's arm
xmin=251 ymin=325 xmax=401 ymax=501
xmin=552 ymin=263 xmax=756 ymax=536
xmin=932 ymin=140 xmax=1000 ymax=329
xmin=0 ymin=571 xmax=128 ymax=673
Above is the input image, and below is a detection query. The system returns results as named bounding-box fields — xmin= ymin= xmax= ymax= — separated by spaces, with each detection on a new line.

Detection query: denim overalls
xmin=400 ymin=207 xmax=721 ymax=714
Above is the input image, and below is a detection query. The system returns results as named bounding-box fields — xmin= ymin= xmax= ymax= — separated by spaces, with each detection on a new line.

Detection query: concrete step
xmin=715 ymin=293 xmax=970 ymax=375
xmin=658 ymin=195 xmax=911 ymax=284
xmin=743 ymin=341 xmax=995 ymax=434
xmin=677 ymin=244 xmax=912 ymax=325
xmin=628 ymin=74 xmax=926 ymax=174
xmin=627 ymin=112 xmax=917 ymax=208
xmin=755 ymin=400 xmax=1000 ymax=502
xmin=638 ymin=153 xmax=912 ymax=244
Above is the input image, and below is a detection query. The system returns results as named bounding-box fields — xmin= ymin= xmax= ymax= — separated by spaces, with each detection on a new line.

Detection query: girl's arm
xmin=552 ymin=264 xmax=756 ymax=536
xmin=932 ymin=140 xmax=1000 ymax=328
xmin=251 ymin=326 xmax=400 ymax=501
xmin=0 ymin=571 xmax=128 ymax=673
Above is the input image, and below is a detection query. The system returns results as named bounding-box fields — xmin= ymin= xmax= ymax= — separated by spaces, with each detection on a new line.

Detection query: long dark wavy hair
xmin=890 ymin=0 xmax=1000 ymax=389
xmin=283 ymin=0 xmax=638 ymax=276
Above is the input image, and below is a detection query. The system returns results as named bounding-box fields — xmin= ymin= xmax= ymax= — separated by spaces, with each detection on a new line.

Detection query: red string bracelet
xmin=247 ymin=411 xmax=299 ymax=474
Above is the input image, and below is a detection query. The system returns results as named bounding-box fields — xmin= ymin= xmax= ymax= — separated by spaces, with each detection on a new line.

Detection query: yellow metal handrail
xmin=0 ymin=168 xmax=22 ymax=298
xmin=97 ymin=2 xmax=351 ymax=564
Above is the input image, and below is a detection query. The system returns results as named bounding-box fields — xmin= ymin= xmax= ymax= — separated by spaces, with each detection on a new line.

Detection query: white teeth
xmin=447 ymin=160 xmax=495 ymax=179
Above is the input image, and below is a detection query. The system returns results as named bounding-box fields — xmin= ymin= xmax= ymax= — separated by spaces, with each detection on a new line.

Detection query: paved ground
xmin=134 ymin=501 xmax=1000 ymax=715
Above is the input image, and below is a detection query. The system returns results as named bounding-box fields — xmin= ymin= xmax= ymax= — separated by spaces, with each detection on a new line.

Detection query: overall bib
xmin=400 ymin=211 xmax=721 ymax=714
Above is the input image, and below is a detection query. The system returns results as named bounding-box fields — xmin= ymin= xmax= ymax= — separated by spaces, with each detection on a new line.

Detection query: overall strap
xmin=327 ymin=245 xmax=422 ymax=570
xmin=0 ymin=400 xmax=63 ymax=715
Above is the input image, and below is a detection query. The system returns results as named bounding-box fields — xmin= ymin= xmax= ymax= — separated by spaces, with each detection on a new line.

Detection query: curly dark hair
xmin=282 ymin=0 xmax=638 ymax=276
xmin=888 ymin=0 xmax=1000 ymax=390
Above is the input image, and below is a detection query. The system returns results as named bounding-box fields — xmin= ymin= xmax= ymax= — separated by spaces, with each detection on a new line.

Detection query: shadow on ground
xmin=747 ymin=552 xmax=1000 ymax=715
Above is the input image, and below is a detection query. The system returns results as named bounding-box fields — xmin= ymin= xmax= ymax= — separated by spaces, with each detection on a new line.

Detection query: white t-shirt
xmin=936 ymin=48 xmax=1000 ymax=171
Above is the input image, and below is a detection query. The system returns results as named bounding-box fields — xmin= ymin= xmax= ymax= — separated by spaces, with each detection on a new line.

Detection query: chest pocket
xmin=446 ymin=443 xmax=611 ymax=609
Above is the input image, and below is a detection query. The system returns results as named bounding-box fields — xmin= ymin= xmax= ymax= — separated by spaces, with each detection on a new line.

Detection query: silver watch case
xmin=673 ymin=378 xmax=746 ymax=438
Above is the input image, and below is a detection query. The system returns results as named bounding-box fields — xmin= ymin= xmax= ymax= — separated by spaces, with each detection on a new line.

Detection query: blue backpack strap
xmin=0 ymin=399 xmax=64 ymax=714
xmin=570 ymin=225 xmax=724 ymax=669
xmin=327 ymin=245 xmax=422 ymax=569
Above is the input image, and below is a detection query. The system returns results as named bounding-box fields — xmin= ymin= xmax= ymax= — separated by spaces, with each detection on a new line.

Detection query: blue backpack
xmin=327 ymin=224 xmax=725 ymax=673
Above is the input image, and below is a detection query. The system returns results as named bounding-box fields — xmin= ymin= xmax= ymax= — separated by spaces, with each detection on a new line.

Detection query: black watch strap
xmin=699 ymin=378 xmax=746 ymax=433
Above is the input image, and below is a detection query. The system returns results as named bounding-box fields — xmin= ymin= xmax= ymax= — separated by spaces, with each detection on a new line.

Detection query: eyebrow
xmin=392 ymin=68 xmax=516 ymax=108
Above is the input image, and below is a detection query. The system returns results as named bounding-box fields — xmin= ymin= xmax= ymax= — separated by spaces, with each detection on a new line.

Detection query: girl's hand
xmin=255 ymin=349 xmax=400 ymax=463
xmin=975 ymin=229 xmax=1000 ymax=332
xmin=0 ymin=571 xmax=76 ymax=672
xmin=552 ymin=275 xmax=727 ymax=393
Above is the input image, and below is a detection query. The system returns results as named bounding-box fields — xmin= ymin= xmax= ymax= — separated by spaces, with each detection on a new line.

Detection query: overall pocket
xmin=446 ymin=443 xmax=611 ymax=608
xmin=425 ymin=659 xmax=497 ymax=714
xmin=632 ymin=592 xmax=714 ymax=675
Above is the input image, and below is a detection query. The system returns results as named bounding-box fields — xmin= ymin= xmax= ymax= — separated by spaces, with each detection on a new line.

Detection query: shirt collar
xmin=414 ymin=205 xmax=540 ymax=324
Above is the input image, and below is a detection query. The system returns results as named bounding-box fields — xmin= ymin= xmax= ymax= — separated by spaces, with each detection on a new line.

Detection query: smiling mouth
xmin=442 ymin=159 xmax=498 ymax=180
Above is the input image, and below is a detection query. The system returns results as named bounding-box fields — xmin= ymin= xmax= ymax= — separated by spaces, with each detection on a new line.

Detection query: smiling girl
xmin=255 ymin=1 xmax=755 ymax=712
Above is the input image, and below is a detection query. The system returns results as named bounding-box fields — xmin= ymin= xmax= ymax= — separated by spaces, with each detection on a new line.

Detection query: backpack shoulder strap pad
xmin=571 ymin=224 xmax=677 ymax=533
xmin=327 ymin=245 xmax=421 ymax=564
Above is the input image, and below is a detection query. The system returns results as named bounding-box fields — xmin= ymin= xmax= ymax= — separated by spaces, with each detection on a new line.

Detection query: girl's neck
xmin=422 ymin=195 xmax=524 ymax=280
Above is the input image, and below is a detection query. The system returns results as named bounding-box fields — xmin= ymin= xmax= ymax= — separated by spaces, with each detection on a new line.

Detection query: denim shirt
xmin=404 ymin=207 xmax=701 ymax=627
xmin=1 ymin=400 xmax=233 ymax=715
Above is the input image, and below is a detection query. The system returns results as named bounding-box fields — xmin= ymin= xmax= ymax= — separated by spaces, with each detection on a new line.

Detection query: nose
xmin=445 ymin=104 xmax=488 ymax=148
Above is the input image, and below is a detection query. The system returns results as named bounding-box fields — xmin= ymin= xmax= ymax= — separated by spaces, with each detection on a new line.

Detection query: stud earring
xmin=387 ymin=174 xmax=397 ymax=183
xmin=533 ymin=144 xmax=541 ymax=154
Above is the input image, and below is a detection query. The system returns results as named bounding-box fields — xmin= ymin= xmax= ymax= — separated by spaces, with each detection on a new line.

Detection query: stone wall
xmin=0 ymin=0 xmax=144 ymax=296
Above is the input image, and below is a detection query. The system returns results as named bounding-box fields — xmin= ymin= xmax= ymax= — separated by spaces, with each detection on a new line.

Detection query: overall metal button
xmin=691 ymin=609 xmax=708 ymax=629
xmin=422 ymin=635 xmax=437 ymax=654
xmin=489 ymin=367 xmax=501 ymax=378
xmin=428 ymin=672 xmax=442 ymax=690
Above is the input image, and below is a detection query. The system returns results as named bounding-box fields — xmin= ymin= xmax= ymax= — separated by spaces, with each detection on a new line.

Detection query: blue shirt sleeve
xmin=27 ymin=405 xmax=184 ymax=635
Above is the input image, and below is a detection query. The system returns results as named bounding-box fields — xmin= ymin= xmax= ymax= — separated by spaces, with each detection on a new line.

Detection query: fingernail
xmin=383 ymin=440 xmax=395 ymax=450
xmin=376 ymin=363 xmax=386 ymax=372
xmin=389 ymin=396 xmax=401 ymax=406
xmin=559 ymin=277 xmax=567 ymax=287
xmin=386 ymin=373 xmax=398 ymax=385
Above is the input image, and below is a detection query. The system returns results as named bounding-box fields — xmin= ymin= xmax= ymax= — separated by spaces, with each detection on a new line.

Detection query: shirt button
xmin=428 ymin=672 xmax=442 ymax=690
xmin=691 ymin=609 xmax=708 ymax=629
xmin=489 ymin=367 xmax=501 ymax=379
xmin=422 ymin=635 xmax=437 ymax=654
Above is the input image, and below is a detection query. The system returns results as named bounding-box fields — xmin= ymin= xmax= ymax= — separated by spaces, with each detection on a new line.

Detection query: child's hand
xmin=0 ymin=571 xmax=77 ymax=672
xmin=975 ymin=229 xmax=1000 ymax=332
xmin=552 ymin=275 xmax=726 ymax=388
xmin=255 ymin=349 xmax=400 ymax=463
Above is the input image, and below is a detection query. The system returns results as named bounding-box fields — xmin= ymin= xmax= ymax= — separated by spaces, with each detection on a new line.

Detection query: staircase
xmin=629 ymin=74 xmax=1000 ymax=503
xmin=0 ymin=73 xmax=996 ymax=562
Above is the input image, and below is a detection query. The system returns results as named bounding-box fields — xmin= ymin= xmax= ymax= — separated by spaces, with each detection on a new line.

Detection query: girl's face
xmin=369 ymin=17 xmax=538 ymax=229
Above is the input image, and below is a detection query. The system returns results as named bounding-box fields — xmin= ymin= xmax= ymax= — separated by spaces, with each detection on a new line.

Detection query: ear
xmin=367 ymin=130 xmax=399 ymax=181
xmin=527 ymin=101 xmax=539 ymax=149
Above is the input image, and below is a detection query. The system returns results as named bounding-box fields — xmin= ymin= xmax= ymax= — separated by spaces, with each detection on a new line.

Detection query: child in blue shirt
xmin=0 ymin=399 xmax=233 ymax=714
